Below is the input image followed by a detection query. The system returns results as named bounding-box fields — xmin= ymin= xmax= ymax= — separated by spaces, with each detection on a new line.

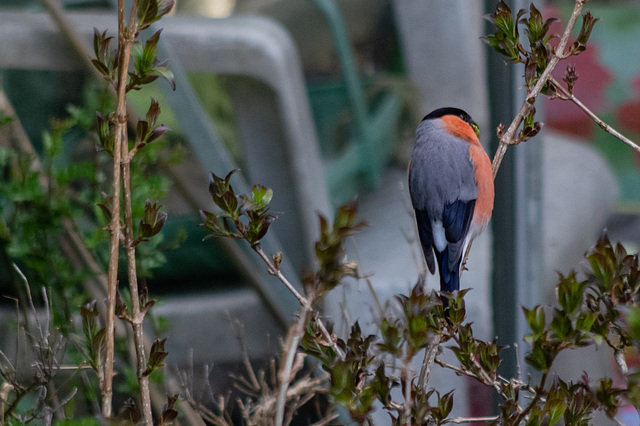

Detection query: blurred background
xmin=0 ymin=0 xmax=639 ymax=423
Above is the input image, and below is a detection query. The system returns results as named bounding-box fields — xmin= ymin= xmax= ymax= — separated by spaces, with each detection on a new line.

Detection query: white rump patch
xmin=432 ymin=220 xmax=447 ymax=252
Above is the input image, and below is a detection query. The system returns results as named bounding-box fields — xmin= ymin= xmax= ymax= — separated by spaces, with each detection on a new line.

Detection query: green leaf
xmin=545 ymin=398 xmax=567 ymax=425
xmin=576 ymin=11 xmax=599 ymax=48
xmin=91 ymin=28 xmax=116 ymax=81
xmin=520 ymin=3 xmax=558 ymax=46
xmin=482 ymin=0 xmax=524 ymax=63
xmin=626 ymin=306 xmax=640 ymax=341
xmin=526 ymin=406 xmax=543 ymax=426
xmin=588 ymin=251 xmax=615 ymax=289
xmin=138 ymin=0 xmax=176 ymax=30
xmin=97 ymin=192 xmax=114 ymax=223
xmin=137 ymin=199 xmax=167 ymax=242
xmin=523 ymin=305 xmax=546 ymax=337
xmin=525 ymin=339 xmax=554 ymax=371
xmin=149 ymin=67 xmax=176 ymax=91
xmin=144 ymin=338 xmax=168 ymax=376
xmin=550 ymin=309 xmax=573 ymax=340
xmin=138 ymin=0 xmax=158 ymax=28
xmin=200 ymin=210 xmax=232 ymax=238
xmin=377 ymin=317 xmax=402 ymax=356
xmin=371 ymin=364 xmax=395 ymax=407
xmin=95 ymin=112 xmax=115 ymax=156
xmin=556 ymin=272 xmax=587 ymax=315
xmin=575 ymin=312 xmax=596 ymax=333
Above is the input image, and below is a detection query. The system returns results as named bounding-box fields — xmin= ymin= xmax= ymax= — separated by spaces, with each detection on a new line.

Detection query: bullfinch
xmin=408 ymin=107 xmax=494 ymax=302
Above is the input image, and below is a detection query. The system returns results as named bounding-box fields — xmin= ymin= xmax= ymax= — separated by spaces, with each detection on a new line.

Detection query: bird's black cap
xmin=422 ymin=107 xmax=475 ymax=126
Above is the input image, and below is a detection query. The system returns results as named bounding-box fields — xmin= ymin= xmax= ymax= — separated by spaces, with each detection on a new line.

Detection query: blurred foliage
xmin=0 ymin=83 xmax=177 ymax=312
xmin=0 ymin=79 xmax=180 ymax=420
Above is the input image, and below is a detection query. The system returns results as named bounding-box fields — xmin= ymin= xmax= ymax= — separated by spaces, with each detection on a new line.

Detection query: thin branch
xmin=550 ymin=76 xmax=640 ymax=152
xmin=275 ymin=306 xmax=312 ymax=426
xmin=513 ymin=370 xmax=548 ymax=425
xmin=447 ymin=415 xmax=500 ymax=424
xmin=253 ymin=246 xmax=345 ymax=359
xmin=12 ymin=263 xmax=45 ymax=342
xmin=613 ymin=349 xmax=628 ymax=377
xmin=508 ymin=345 xmax=519 ymax=389
xmin=253 ymin=246 xmax=307 ymax=306
xmin=309 ymin=412 xmax=340 ymax=426
xmin=36 ymin=0 xmax=102 ymax=81
xmin=401 ymin=351 xmax=412 ymax=426
xmin=417 ymin=333 xmax=442 ymax=392
xmin=469 ymin=353 xmax=506 ymax=399
xmin=229 ymin=316 xmax=261 ymax=390
xmin=102 ymin=0 xmax=133 ymax=416
xmin=434 ymin=356 xmax=514 ymax=404
xmin=114 ymin=0 xmax=155 ymax=420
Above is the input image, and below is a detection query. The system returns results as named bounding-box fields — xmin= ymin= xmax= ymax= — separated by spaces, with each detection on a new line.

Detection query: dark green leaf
xmin=144 ymin=338 xmax=168 ymax=376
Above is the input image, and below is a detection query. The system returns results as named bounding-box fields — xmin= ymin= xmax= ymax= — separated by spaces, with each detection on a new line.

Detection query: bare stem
xmin=36 ymin=0 xmax=103 ymax=81
xmin=113 ymin=1 xmax=154 ymax=423
xmin=274 ymin=304 xmax=312 ymax=426
xmin=253 ymin=247 xmax=307 ymax=306
xmin=513 ymin=371 xmax=548 ymax=424
xmin=435 ymin=356 xmax=514 ymax=405
xmin=417 ymin=333 xmax=442 ymax=392
xmin=102 ymin=0 xmax=141 ymax=419
xmin=550 ymin=76 xmax=640 ymax=152
xmin=253 ymin=246 xmax=345 ymax=359
xmin=122 ymin=160 xmax=153 ymax=425
xmin=447 ymin=416 xmax=500 ymax=424
xmin=470 ymin=353 xmax=506 ymax=399
xmin=101 ymin=0 xmax=126 ymax=416
xmin=401 ymin=352 xmax=412 ymax=426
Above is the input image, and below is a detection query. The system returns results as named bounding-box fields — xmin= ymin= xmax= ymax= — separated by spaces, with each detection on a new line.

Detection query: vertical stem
xmin=118 ymin=0 xmax=152 ymax=422
xmin=101 ymin=0 xmax=126 ymax=417
xmin=401 ymin=352 xmax=412 ymax=426
xmin=102 ymin=0 xmax=141 ymax=419
xmin=274 ymin=305 xmax=311 ymax=426
xmin=417 ymin=334 xmax=442 ymax=392
xmin=122 ymin=157 xmax=153 ymax=424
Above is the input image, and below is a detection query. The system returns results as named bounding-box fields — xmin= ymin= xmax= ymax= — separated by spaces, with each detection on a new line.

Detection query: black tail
xmin=435 ymin=248 xmax=460 ymax=317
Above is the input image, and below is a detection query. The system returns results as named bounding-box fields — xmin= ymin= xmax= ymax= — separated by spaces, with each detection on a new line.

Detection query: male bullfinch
xmin=408 ymin=107 xmax=494 ymax=302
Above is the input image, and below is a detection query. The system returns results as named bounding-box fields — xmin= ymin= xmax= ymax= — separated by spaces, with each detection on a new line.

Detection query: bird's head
xmin=422 ymin=107 xmax=480 ymax=141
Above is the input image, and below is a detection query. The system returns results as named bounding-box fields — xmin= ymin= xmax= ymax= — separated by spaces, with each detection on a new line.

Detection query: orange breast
xmin=469 ymin=144 xmax=494 ymax=226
